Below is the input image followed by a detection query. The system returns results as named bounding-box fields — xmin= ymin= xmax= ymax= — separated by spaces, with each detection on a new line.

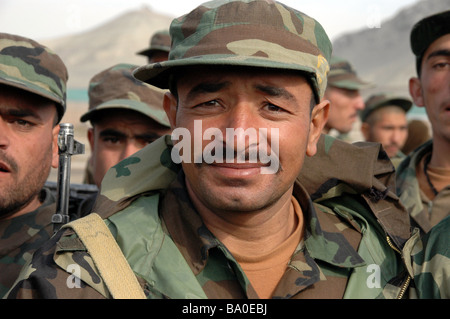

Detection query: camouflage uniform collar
xmin=161 ymin=170 xmax=364 ymax=278
xmin=299 ymin=134 xmax=411 ymax=250
xmin=160 ymin=171 xmax=222 ymax=274
xmin=396 ymin=140 xmax=434 ymax=233
xmin=293 ymin=180 xmax=365 ymax=268
xmin=0 ymin=188 xmax=55 ymax=252
xmin=0 ymin=188 xmax=54 ymax=231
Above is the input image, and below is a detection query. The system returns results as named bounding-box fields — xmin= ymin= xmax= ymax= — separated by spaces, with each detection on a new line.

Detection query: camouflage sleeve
xmin=410 ymin=215 xmax=450 ymax=299
xmin=6 ymin=228 xmax=108 ymax=299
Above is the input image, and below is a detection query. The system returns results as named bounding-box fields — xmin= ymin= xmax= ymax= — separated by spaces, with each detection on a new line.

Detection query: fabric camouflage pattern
xmin=406 ymin=215 xmax=450 ymax=299
xmin=133 ymin=0 xmax=332 ymax=101
xmin=326 ymin=56 xmax=371 ymax=90
xmin=0 ymin=32 xmax=68 ymax=121
xmin=137 ymin=29 xmax=171 ymax=57
xmin=0 ymin=184 xmax=97 ymax=299
xmin=80 ymin=63 xmax=169 ymax=127
xmin=8 ymin=134 xmax=439 ymax=299
xmin=0 ymin=189 xmax=56 ymax=298
xmin=396 ymin=140 xmax=450 ymax=234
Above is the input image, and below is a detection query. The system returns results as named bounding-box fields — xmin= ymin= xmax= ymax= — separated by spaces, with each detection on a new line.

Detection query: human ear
xmin=51 ymin=124 xmax=60 ymax=169
xmin=306 ymin=99 xmax=329 ymax=157
xmin=163 ymin=92 xmax=178 ymax=129
xmin=409 ymin=77 xmax=425 ymax=107
xmin=361 ymin=122 xmax=370 ymax=140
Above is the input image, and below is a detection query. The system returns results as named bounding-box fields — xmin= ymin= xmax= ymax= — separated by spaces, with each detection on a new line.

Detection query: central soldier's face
xmin=164 ymin=67 xmax=328 ymax=215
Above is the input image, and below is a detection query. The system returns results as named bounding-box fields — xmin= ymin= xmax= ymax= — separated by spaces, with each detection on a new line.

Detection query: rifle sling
xmin=63 ymin=213 xmax=146 ymax=299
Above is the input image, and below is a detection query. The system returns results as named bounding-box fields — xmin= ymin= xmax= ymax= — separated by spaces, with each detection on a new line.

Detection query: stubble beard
xmin=0 ymin=152 xmax=51 ymax=219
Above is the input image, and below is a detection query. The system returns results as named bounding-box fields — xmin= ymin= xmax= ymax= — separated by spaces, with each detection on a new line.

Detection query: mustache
xmin=194 ymin=142 xmax=277 ymax=162
xmin=192 ymin=143 xmax=282 ymax=175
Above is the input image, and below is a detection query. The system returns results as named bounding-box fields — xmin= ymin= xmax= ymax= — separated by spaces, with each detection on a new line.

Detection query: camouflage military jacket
xmin=7 ymin=135 xmax=425 ymax=299
xmin=0 ymin=188 xmax=56 ymax=298
xmin=396 ymin=140 xmax=450 ymax=234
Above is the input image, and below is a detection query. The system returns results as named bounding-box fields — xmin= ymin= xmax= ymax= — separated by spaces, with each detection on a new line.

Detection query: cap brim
xmin=136 ymin=47 xmax=170 ymax=57
xmin=80 ymin=99 xmax=170 ymax=127
xmin=136 ymin=48 xmax=152 ymax=56
xmin=328 ymin=78 xmax=373 ymax=91
xmin=0 ymin=78 xmax=65 ymax=120
xmin=133 ymin=55 xmax=321 ymax=99
xmin=379 ymin=98 xmax=413 ymax=113
xmin=360 ymin=97 xmax=413 ymax=121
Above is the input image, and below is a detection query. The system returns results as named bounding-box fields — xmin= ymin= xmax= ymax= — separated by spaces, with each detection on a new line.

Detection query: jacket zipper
xmin=386 ymin=235 xmax=411 ymax=299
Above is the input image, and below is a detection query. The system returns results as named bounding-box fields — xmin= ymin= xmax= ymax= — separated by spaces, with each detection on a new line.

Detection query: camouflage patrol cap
xmin=80 ymin=63 xmax=169 ymax=127
xmin=360 ymin=93 xmax=412 ymax=122
xmin=0 ymin=33 xmax=68 ymax=122
xmin=137 ymin=29 xmax=171 ymax=57
xmin=133 ymin=0 xmax=332 ymax=100
xmin=410 ymin=10 xmax=450 ymax=75
xmin=327 ymin=56 xmax=371 ymax=91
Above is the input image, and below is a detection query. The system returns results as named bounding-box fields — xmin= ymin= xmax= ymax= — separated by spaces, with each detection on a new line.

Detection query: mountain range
xmin=42 ymin=0 xmax=449 ymax=97
xmin=333 ymin=0 xmax=449 ymax=97
xmin=43 ymin=6 xmax=173 ymax=88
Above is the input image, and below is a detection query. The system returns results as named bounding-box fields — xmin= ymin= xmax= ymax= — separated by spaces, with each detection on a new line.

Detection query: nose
xmin=0 ymin=120 xmax=11 ymax=149
xmin=121 ymin=141 xmax=141 ymax=160
xmin=354 ymin=94 xmax=365 ymax=111
xmin=392 ymin=128 xmax=405 ymax=145
xmin=225 ymin=100 xmax=254 ymax=129
xmin=223 ymin=101 xmax=256 ymax=150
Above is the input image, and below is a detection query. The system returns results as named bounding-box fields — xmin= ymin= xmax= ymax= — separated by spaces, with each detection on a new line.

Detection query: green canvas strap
xmin=63 ymin=213 xmax=146 ymax=299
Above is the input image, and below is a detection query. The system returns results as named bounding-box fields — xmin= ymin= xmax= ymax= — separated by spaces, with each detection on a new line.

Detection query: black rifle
xmin=51 ymin=123 xmax=85 ymax=232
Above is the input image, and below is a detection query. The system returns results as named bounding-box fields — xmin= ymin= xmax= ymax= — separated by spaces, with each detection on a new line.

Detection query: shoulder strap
xmin=62 ymin=213 xmax=146 ymax=299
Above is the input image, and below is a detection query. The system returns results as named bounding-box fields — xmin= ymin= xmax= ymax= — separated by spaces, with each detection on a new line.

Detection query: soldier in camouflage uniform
xmin=0 ymin=33 xmax=68 ymax=298
xmin=396 ymin=10 xmax=450 ymax=235
xmin=81 ymin=63 xmax=171 ymax=187
xmin=360 ymin=93 xmax=412 ymax=168
xmin=136 ymin=29 xmax=171 ymax=63
xmin=5 ymin=0 xmax=447 ymax=299
xmin=322 ymin=56 xmax=371 ymax=143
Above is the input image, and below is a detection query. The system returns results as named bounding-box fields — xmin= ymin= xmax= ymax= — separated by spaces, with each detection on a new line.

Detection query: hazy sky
xmin=0 ymin=0 xmax=419 ymax=41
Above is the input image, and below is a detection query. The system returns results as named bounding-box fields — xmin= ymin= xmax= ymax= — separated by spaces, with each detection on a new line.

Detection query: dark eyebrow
xmin=99 ymin=129 xmax=160 ymax=141
xmin=254 ymin=84 xmax=295 ymax=100
xmin=134 ymin=132 xmax=162 ymax=141
xmin=186 ymin=81 xmax=231 ymax=101
xmin=4 ymin=108 xmax=40 ymax=119
xmin=99 ymin=129 xmax=127 ymax=138
xmin=427 ymin=49 xmax=450 ymax=60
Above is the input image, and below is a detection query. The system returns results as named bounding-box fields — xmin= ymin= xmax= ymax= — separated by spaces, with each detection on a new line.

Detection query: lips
xmin=205 ymin=161 xmax=272 ymax=180
xmin=0 ymin=161 xmax=11 ymax=173
xmin=211 ymin=162 xmax=267 ymax=169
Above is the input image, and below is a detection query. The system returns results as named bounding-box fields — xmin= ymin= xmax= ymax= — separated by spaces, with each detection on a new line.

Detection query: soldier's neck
xmin=187 ymin=184 xmax=301 ymax=257
xmin=1 ymin=196 xmax=41 ymax=220
xmin=430 ymin=136 xmax=450 ymax=169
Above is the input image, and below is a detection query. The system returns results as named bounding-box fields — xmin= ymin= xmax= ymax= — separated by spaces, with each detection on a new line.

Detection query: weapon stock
xmin=51 ymin=123 xmax=85 ymax=232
